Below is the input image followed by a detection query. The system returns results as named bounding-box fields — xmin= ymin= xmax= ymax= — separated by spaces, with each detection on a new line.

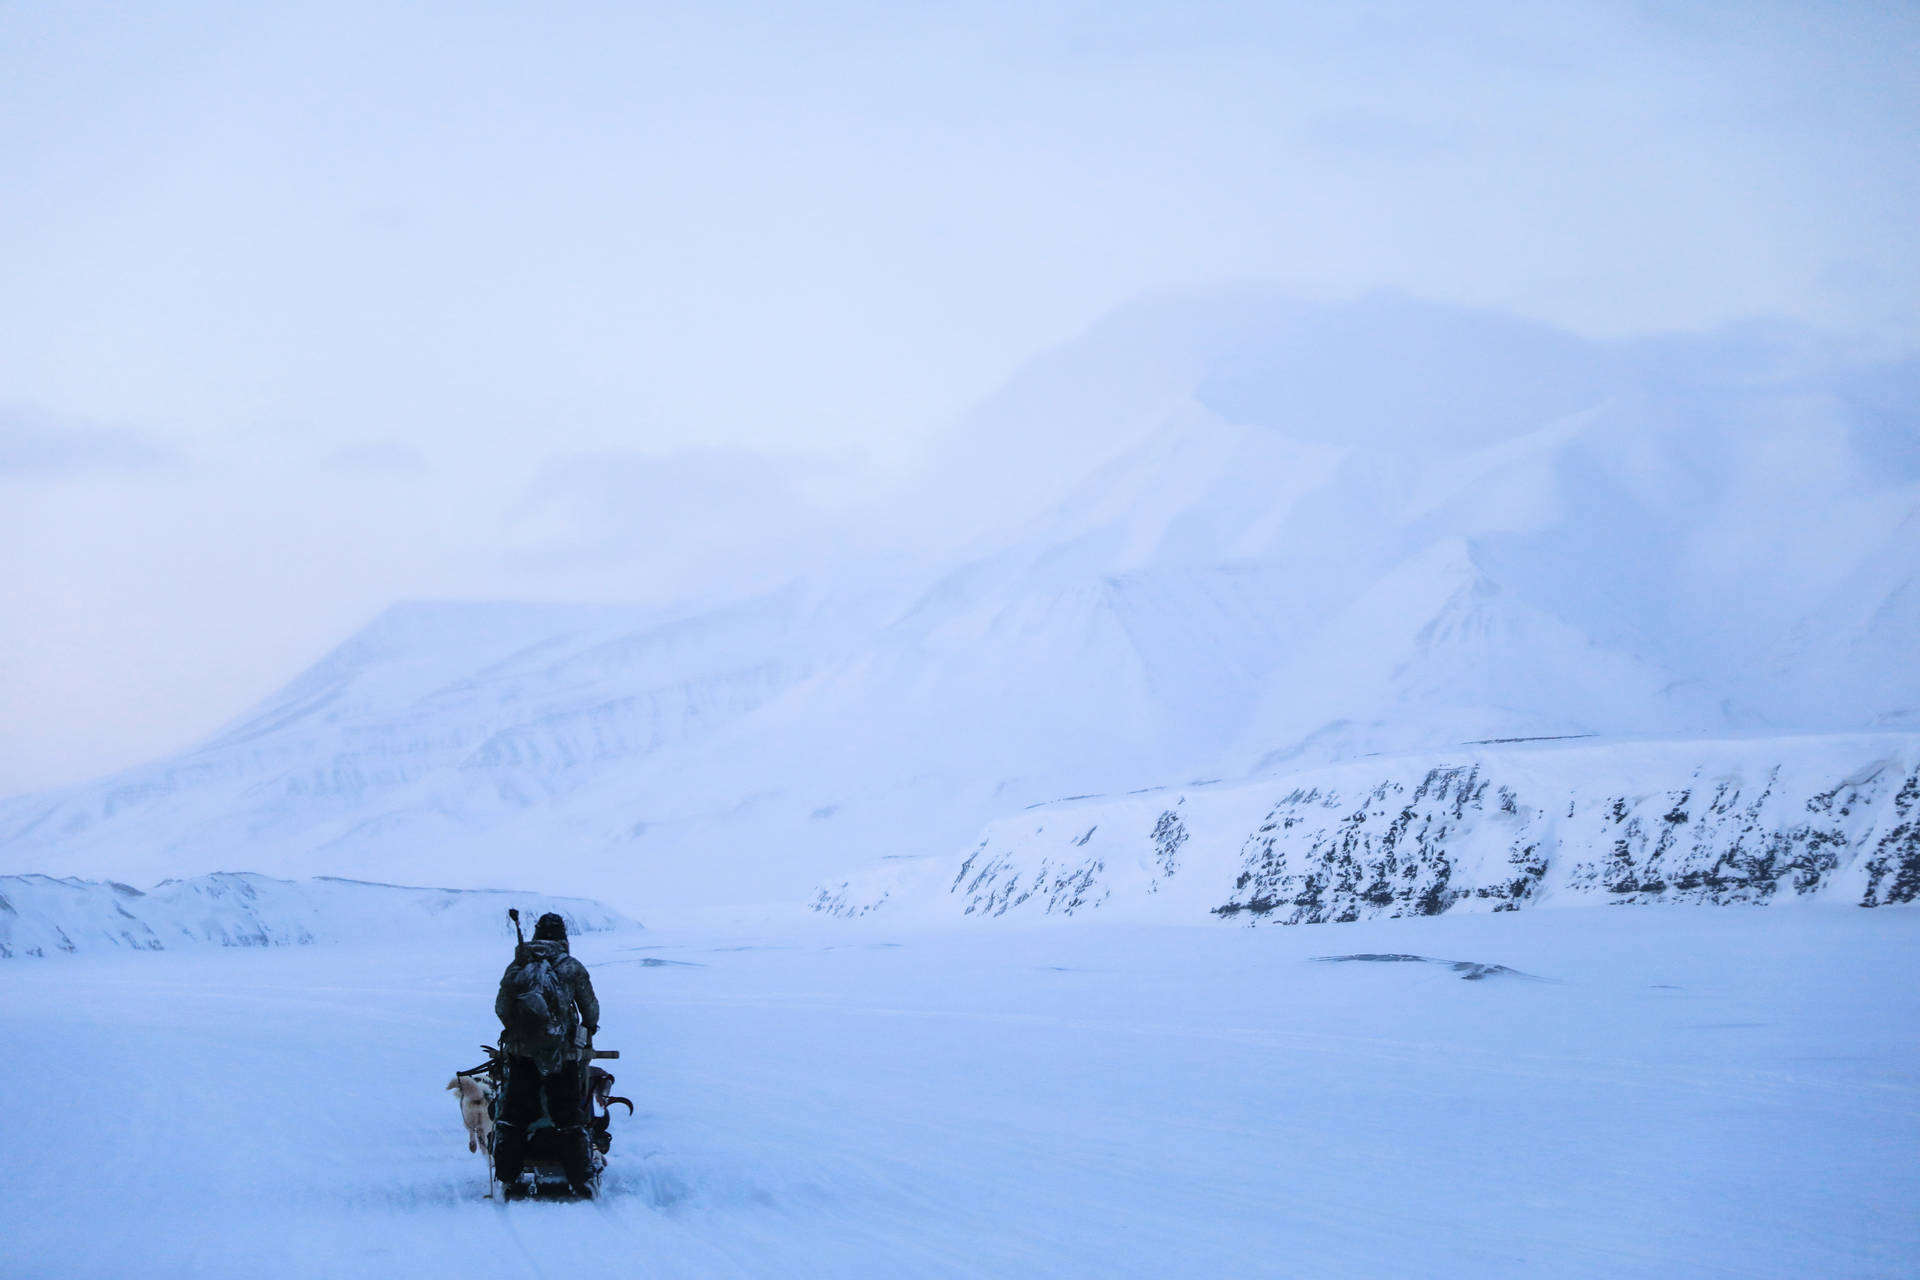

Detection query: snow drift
xmin=0 ymin=871 xmax=634 ymax=959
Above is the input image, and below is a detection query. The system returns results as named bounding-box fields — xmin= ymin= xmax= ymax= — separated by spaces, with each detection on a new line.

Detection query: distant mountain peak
xmin=4 ymin=289 xmax=1913 ymax=913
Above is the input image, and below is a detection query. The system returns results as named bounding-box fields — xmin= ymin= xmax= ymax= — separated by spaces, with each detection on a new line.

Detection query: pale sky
xmin=3 ymin=0 xmax=1917 ymax=794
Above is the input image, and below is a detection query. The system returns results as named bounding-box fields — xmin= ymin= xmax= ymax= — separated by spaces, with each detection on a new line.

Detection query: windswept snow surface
xmin=1 ymin=907 xmax=1916 ymax=1278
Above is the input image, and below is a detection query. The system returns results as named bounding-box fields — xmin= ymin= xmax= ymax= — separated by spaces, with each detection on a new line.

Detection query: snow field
xmin=2 ymin=904 xmax=1916 ymax=1278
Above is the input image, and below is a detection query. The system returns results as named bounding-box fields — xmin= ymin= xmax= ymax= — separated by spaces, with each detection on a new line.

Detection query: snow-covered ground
xmin=3 ymin=905 xmax=1915 ymax=1279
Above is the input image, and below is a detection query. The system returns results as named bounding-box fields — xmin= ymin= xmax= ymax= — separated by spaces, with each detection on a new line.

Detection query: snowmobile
xmin=457 ymin=1037 xmax=630 ymax=1200
xmin=453 ymin=907 xmax=633 ymax=1201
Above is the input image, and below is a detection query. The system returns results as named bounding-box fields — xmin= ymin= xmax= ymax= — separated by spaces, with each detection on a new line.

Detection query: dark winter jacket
xmin=495 ymin=938 xmax=600 ymax=1071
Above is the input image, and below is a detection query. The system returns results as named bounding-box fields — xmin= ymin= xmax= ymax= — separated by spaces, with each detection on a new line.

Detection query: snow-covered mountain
xmin=0 ymin=871 xmax=632 ymax=959
xmin=3 ymin=289 xmax=1915 ymax=915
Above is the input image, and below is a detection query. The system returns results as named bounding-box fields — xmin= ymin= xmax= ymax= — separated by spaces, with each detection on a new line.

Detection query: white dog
xmin=446 ymin=1074 xmax=495 ymax=1154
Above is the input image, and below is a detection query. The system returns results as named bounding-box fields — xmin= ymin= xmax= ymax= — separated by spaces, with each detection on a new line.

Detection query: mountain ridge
xmin=4 ymin=288 xmax=1914 ymax=916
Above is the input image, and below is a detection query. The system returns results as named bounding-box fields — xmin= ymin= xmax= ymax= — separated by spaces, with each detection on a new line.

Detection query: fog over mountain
xmin=4 ymin=288 xmax=1915 ymax=915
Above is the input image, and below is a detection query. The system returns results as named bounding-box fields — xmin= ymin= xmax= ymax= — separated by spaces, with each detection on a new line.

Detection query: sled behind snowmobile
xmin=459 ymin=1040 xmax=625 ymax=1200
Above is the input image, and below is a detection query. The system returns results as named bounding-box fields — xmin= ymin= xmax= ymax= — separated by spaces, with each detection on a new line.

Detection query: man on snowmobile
xmin=493 ymin=911 xmax=601 ymax=1197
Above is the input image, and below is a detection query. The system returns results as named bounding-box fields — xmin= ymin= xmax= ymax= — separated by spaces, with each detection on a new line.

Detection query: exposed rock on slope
xmin=815 ymin=736 xmax=1920 ymax=923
